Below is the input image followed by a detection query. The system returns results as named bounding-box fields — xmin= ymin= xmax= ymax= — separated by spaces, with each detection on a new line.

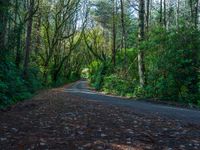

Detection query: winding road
xmin=65 ymin=80 xmax=200 ymax=124
xmin=1 ymin=80 xmax=200 ymax=149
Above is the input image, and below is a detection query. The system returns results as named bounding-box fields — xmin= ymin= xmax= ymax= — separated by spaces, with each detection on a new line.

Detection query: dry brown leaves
xmin=0 ymin=87 xmax=200 ymax=150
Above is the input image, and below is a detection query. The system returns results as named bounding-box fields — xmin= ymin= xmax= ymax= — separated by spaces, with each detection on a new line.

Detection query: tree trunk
xmin=163 ymin=0 xmax=167 ymax=28
xmin=138 ymin=0 xmax=146 ymax=87
xmin=146 ymin=0 xmax=150 ymax=32
xmin=35 ymin=14 xmax=41 ymax=54
xmin=15 ymin=26 xmax=22 ymax=68
xmin=189 ymin=0 xmax=199 ymax=28
xmin=149 ymin=0 xmax=152 ymax=28
xmin=194 ymin=0 xmax=199 ymax=29
xmin=120 ymin=0 xmax=127 ymax=68
xmin=176 ymin=0 xmax=180 ymax=29
xmin=160 ymin=0 xmax=163 ymax=25
xmin=0 ymin=0 xmax=9 ymax=58
xmin=23 ymin=0 xmax=34 ymax=78
xmin=112 ymin=0 xmax=116 ymax=66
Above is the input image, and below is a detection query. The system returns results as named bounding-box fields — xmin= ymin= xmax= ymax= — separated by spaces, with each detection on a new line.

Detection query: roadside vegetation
xmin=86 ymin=0 xmax=200 ymax=107
xmin=88 ymin=26 xmax=200 ymax=106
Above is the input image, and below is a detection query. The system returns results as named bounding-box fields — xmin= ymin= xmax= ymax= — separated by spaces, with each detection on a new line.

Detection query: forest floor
xmin=0 ymin=83 xmax=200 ymax=150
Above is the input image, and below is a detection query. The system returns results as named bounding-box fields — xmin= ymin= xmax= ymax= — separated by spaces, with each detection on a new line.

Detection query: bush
xmin=87 ymin=26 xmax=199 ymax=106
xmin=103 ymin=74 xmax=135 ymax=97
xmin=145 ymin=26 xmax=200 ymax=104
xmin=88 ymin=61 xmax=107 ymax=90
xmin=0 ymin=62 xmax=44 ymax=108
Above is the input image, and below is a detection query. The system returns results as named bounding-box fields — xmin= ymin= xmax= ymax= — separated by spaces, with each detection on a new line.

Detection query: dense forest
xmin=0 ymin=0 xmax=199 ymax=108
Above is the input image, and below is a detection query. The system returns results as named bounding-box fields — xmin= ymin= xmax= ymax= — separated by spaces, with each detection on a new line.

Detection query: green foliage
xmin=88 ymin=51 xmax=140 ymax=97
xmin=145 ymin=26 xmax=200 ymax=104
xmin=102 ymin=74 xmax=135 ymax=97
xmin=0 ymin=62 xmax=32 ymax=108
xmin=88 ymin=61 xmax=105 ymax=90
xmin=81 ymin=68 xmax=90 ymax=79
xmin=26 ymin=67 xmax=43 ymax=92
xmin=0 ymin=59 xmax=79 ymax=109
xmin=88 ymin=25 xmax=199 ymax=106
xmin=50 ymin=71 xmax=80 ymax=87
xmin=0 ymin=60 xmax=82 ymax=109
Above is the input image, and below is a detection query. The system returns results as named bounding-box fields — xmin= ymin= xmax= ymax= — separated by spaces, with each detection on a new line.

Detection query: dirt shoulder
xmin=0 ymin=86 xmax=200 ymax=150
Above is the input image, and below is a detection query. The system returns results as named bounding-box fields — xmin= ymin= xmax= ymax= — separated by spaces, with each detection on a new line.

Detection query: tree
xmin=39 ymin=0 xmax=81 ymax=83
xmin=0 ymin=0 xmax=10 ymax=58
xmin=160 ymin=0 xmax=163 ymax=25
xmin=23 ymin=0 xmax=35 ymax=78
xmin=163 ymin=0 xmax=167 ymax=28
xmin=176 ymin=0 xmax=180 ymax=28
xmin=138 ymin=0 xmax=146 ymax=87
xmin=120 ymin=0 xmax=127 ymax=67
xmin=146 ymin=0 xmax=150 ymax=31
xmin=112 ymin=0 xmax=117 ymax=66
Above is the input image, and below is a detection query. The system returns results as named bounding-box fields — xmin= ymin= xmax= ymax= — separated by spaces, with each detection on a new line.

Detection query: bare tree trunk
xmin=163 ymin=0 xmax=167 ymax=28
xmin=14 ymin=0 xmax=22 ymax=68
xmin=189 ymin=0 xmax=194 ymax=25
xmin=176 ymin=0 xmax=180 ymax=29
xmin=146 ymin=0 xmax=150 ymax=32
xmin=160 ymin=0 xmax=163 ymax=25
xmin=138 ymin=0 xmax=146 ymax=87
xmin=35 ymin=14 xmax=41 ymax=54
xmin=120 ymin=0 xmax=127 ymax=68
xmin=0 ymin=0 xmax=9 ymax=58
xmin=15 ymin=26 xmax=22 ymax=68
xmin=23 ymin=0 xmax=34 ymax=78
xmin=189 ymin=0 xmax=199 ymax=28
xmin=149 ymin=0 xmax=152 ymax=27
xmin=194 ymin=0 xmax=199 ymax=29
xmin=112 ymin=0 xmax=116 ymax=66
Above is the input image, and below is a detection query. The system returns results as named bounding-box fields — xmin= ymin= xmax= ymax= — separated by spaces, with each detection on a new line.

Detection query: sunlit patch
xmin=81 ymin=68 xmax=90 ymax=79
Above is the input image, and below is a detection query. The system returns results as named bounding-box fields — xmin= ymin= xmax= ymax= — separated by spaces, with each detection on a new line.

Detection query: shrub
xmin=88 ymin=61 xmax=106 ymax=90
xmin=102 ymin=74 xmax=136 ymax=97
xmin=0 ymin=62 xmax=44 ymax=108
xmin=145 ymin=26 xmax=200 ymax=104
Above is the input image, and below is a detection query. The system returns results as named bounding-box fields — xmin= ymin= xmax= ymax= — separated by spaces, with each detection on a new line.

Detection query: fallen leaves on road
xmin=0 ymin=87 xmax=200 ymax=150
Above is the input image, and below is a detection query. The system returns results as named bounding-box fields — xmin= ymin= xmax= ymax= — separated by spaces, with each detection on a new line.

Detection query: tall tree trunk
xmin=146 ymin=0 xmax=150 ymax=32
xmin=138 ymin=0 xmax=146 ymax=87
xmin=112 ymin=0 xmax=116 ymax=66
xmin=160 ymin=0 xmax=163 ymax=25
xmin=176 ymin=0 xmax=180 ymax=29
xmin=189 ymin=0 xmax=199 ymax=28
xmin=120 ymin=0 xmax=127 ymax=68
xmin=23 ymin=0 xmax=34 ymax=78
xmin=15 ymin=26 xmax=22 ymax=68
xmin=189 ymin=0 xmax=194 ymax=25
xmin=0 ymin=0 xmax=9 ymax=59
xmin=14 ymin=0 xmax=21 ymax=68
xmin=194 ymin=0 xmax=199 ymax=29
xmin=35 ymin=14 xmax=41 ymax=54
xmin=149 ymin=0 xmax=152 ymax=28
xmin=163 ymin=0 xmax=167 ymax=28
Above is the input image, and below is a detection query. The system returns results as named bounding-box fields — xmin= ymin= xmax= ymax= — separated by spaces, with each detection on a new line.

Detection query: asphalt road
xmin=65 ymin=80 xmax=200 ymax=124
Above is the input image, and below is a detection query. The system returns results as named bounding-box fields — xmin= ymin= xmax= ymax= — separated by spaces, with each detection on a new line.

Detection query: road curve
xmin=65 ymin=80 xmax=200 ymax=124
